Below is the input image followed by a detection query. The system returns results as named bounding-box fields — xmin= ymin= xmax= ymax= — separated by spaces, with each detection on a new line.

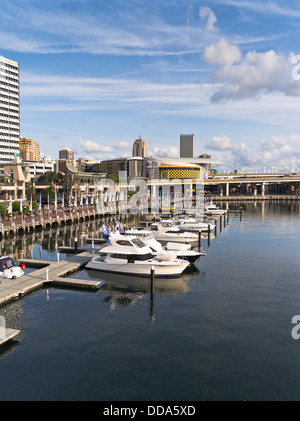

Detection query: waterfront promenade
xmin=0 ymin=191 xmax=299 ymax=238
xmin=0 ymin=248 xmax=105 ymax=308
xmin=0 ymin=205 xmax=101 ymax=238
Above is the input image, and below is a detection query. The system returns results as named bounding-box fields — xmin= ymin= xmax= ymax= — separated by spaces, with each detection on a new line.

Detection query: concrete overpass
xmin=205 ymin=173 xmax=300 ymax=197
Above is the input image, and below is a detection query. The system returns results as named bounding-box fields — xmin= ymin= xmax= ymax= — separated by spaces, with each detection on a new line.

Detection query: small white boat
xmin=173 ymin=217 xmax=215 ymax=232
xmin=123 ymin=229 xmax=205 ymax=263
xmin=86 ymin=233 xmax=190 ymax=277
xmin=0 ymin=256 xmax=25 ymax=279
xmin=149 ymin=222 xmax=200 ymax=243
xmin=204 ymin=202 xmax=227 ymax=215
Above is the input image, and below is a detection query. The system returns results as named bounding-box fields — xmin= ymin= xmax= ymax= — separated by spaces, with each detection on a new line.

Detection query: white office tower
xmin=0 ymin=56 xmax=20 ymax=168
xmin=180 ymin=134 xmax=194 ymax=158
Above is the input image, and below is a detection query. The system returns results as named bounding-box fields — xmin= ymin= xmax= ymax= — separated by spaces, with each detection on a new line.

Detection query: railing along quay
xmin=0 ymin=206 xmax=105 ymax=238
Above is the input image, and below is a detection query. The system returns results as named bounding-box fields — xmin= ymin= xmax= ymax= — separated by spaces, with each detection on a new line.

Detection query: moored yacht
xmin=149 ymin=222 xmax=200 ymax=243
xmin=204 ymin=202 xmax=227 ymax=215
xmin=122 ymin=229 xmax=205 ymax=263
xmin=172 ymin=217 xmax=215 ymax=232
xmin=85 ymin=233 xmax=190 ymax=277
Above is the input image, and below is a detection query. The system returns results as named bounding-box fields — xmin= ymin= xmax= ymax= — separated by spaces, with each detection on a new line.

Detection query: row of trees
xmin=0 ymin=201 xmax=39 ymax=219
xmin=0 ymin=172 xmax=62 ymax=219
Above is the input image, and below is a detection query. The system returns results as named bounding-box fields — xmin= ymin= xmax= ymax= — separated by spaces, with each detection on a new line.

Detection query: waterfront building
xmin=0 ymin=56 xmax=20 ymax=168
xmin=92 ymin=157 xmax=144 ymax=179
xmin=180 ymin=134 xmax=194 ymax=158
xmin=20 ymin=137 xmax=40 ymax=162
xmin=23 ymin=160 xmax=55 ymax=180
xmin=132 ymin=136 xmax=147 ymax=158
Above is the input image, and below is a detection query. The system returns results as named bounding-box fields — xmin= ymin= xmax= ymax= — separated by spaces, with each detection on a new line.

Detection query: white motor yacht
xmin=122 ymin=229 xmax=205 ymax=263
xmin=172 ymin=217 xmax=215 ymax=232
xmin=149 ymin=222 xmax=200 ymax=243
xmin=125 ymin=228 xmax=192 ymax=251
xmin=85 ymin=233 xmax=190 ymax=277
xmin=204 ymin=202 xmax=227 ymax=215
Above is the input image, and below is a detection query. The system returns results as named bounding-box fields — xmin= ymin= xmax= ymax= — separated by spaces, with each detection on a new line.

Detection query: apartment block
xmin=20 ymin=136 xmax=40 ymax=162
xmin=0 ymin=55 xmax=20 ymax=167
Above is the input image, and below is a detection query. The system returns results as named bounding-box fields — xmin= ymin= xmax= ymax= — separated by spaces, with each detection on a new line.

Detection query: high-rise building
xmin=0 ymin=56 xmax=20 ymax=167
xmin=132 ymin=135 xmax=147 ymax=157
xmin=58 ymin=146 xmax=75 ymax=173
xmin=180 ymin=134 xmax=194 ymax=158
xmin=59 ymin=146 xmax=74 ymax=161
xmin=20 ymin=137 xmax=40 ymax=162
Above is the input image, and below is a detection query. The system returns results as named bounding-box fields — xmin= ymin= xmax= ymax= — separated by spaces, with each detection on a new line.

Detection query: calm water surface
xmin=0 ymin=201 xmax=300 ymax=401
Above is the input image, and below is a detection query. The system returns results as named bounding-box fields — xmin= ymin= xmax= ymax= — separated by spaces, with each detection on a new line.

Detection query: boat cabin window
xmin=162 ymin=222 xmax=174 ymax=227
xmin=151 ymin=225 xmax=158 ymax=231
xmin=133 ymin=253 xmax=153 ymax=261
xmin=110 ymin=254 xmax=127 ymax=259
xmin=0 ymin=257 xmax=14 ymax=271
xmin=110 ymin=253 xmax=152 ymax=262
xmin=131 ymin=238 xmax=146 ymax=248
xmin=116 ymin=240 xmax=132 ymax=247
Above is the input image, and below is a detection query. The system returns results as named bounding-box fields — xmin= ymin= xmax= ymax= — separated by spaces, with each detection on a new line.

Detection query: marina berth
xmin=85 ymin=232 xmax=190 ymax=277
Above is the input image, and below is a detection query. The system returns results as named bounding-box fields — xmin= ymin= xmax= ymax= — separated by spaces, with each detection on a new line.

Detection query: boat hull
xmin=179 ymin=224 xmax=215 ymax=232
xmin=152 ymin=232 xmax=198 ymax=242
xmin=85 ymin=258 xmax=189 ymax=277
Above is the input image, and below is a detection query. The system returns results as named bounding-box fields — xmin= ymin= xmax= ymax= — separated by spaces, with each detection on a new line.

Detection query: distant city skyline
xmin=1 ymin=1 xmax=300 ymax=172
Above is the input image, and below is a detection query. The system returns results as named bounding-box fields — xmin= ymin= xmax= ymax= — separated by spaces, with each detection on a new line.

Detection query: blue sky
xmin=1 ymin=0 xmax=300 ymax=172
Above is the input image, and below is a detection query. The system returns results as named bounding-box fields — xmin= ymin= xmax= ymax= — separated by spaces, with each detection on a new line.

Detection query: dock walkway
xmin=0 ymin=249 xmax=103 ymax=308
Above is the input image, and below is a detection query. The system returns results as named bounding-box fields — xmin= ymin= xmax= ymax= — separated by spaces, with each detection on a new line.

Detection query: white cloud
xmin=150 ymin=146 xmax=179 ymax=158
xmin=203 ymin=39 xmax=300 ymax=102
xmin=114 ymin=141 xmax=130 ymax=149
xmin=216 ymin=0 xmax=300 ymax=18
xmin=199 ymin=7 xmax=218 ymax=31
xmin=203 ymin=38 xmax=241 ymax=67
xmin=205 ymin=133 xmax=300 ymax=171
xmin=0 ymin=3 xmax=220 ymax=56
xmin=205 ymin=135 xmax=238 ymax=151
xmin=80 ymin=140 xmax=113 ymax=153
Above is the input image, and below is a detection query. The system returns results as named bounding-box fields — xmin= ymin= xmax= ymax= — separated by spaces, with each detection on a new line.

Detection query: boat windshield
xmin=0 ymin=257 xmax=14 ymax=271
xmin=131 ymin=238 xmax=146 ymax=248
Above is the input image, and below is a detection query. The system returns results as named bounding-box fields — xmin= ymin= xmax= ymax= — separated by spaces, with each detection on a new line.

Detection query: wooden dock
xmin=0 ymin=328 xmax=20 ymax=346
xmin=0 ymin=249 xmax=104 ymax=308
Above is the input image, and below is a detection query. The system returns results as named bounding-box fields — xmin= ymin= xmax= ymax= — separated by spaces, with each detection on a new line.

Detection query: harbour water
xmin=0 ymin=201 xmax=300 ymax=401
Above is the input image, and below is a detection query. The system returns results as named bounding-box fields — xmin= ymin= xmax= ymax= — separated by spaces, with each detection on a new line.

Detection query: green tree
xmin=37 ymin=171 xmax=64 ymax=184
xmin=0 ymin=204 xmax=7 ymax=219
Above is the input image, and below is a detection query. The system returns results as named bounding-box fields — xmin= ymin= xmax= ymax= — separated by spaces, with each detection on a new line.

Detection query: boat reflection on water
xmin=86 ymin=264 xmax=199 ymax=313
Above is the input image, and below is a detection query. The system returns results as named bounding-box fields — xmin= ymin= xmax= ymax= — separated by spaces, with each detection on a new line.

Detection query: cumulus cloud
xmin=80 ymin=140 xmax=113 ymax=153
xmin=199 ymin=7 xmax=218 ymax=32
xmin=80 ymin=139 xmax=132 ymax=158
xmin=205 ymin=133 xmax=300 ymax=171
xmin=205 ymin=135 xmax=238 ymax=151
xmin=114 ymin=141 xmax=130 ymax=149
xmin=203 ymin=39 xmax=300 ymax=102
xmin=203 ymin=38 xmax=241 ymax=67
xmin=150 ymin=146 xmax=179 ymax=158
